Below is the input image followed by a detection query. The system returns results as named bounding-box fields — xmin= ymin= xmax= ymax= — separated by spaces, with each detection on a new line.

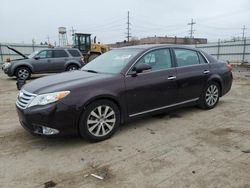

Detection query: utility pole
xmin=188 ymin=18 xmax=196 ymax=44
xmin=70 ymin=26 xmax=76 ymax=35
xmin=47 ymin=35 xmax=50 ymax=44
xmin=241 ymin=25 xmax=247 ymax=40
xmin=126 ymin=11 xmax=131 ymax=42
xmin=70 ymin=27 xmax=76 ymax=44
xmin=241 ymin=25 xmax=247 ymax=63
xmin=32 ymin=38 xmax=35 ymax=52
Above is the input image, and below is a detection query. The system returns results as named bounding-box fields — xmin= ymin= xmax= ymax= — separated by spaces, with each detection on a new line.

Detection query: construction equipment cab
xmin=73 ymin=33 xmax=110 ymax=62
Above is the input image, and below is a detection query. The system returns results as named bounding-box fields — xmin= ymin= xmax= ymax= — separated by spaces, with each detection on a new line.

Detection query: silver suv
xmin=2 ymin=46 xmax=85 ymax=79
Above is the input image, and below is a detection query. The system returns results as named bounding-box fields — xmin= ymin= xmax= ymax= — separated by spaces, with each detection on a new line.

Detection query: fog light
xmin=34 ymin=125 xmax=59 ymax=135
xmin=42 ymin=126 xmax=59 ymax=135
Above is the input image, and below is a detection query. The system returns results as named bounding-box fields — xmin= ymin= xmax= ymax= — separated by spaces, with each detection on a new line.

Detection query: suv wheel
xmin=199 ymin=82 xmax=220 ymax=109
xmin=66 ymin=65 xmax=79 ymax=71
xmin=15 ymin=67 xmax=31 ymax=80
xmin=79 ymin=100 xmax=120 ymax=142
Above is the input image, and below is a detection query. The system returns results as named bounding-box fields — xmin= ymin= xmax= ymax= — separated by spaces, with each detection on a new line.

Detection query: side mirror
xmin=132 ymin=64 xmax=152 ymax=74
xmin=34 ymin=56 xmax=40 ymax=60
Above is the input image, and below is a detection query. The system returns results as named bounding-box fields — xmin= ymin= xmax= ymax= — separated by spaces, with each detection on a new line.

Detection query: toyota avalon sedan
xmin=16 ymin=45 xmax=233 ymax=142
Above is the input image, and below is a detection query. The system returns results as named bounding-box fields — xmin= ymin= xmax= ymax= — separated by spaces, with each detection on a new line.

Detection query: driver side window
xmin=136 ymin=49 xmax=172 ymax=72
xmin=36 ymin=50 xmax=52 ymax=59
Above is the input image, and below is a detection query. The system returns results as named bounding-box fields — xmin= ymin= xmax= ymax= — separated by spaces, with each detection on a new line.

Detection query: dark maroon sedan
xmin=16 ymin=45 xmax=233 ymax=142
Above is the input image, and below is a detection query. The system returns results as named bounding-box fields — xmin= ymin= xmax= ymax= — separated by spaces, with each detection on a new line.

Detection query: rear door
xmin=49 ymin=50 xmax=69 ymax=72
xmin=125 ymin=48 xmax=178 ymax=117
xmin=173 ymin=48 xmax=210 ymax=102
xmin=67 ymin=49 xmax=82 ymax=63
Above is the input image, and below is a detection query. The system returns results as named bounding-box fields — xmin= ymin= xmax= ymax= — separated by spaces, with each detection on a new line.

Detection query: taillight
xmin=80 ymin=56 xmax=85 ymax=64
xmin=226 ymin=63 xmax=232 ymax=72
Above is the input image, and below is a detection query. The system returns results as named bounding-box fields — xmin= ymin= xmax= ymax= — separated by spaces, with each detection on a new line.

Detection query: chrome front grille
xmin=16 ymin=90 xmax=37 ymax=109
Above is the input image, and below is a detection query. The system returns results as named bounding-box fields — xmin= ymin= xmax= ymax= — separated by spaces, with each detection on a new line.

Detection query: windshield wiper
xmin=83 ymin=69 xmax=99 ymax=73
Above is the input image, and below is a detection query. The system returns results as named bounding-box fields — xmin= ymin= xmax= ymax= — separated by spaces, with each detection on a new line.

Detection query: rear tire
xmin=79 ymin=100 xmax=120 ymax=142
xmin=198 ymin=82 xmax=220 ymax=109
xmin=15 ymin=67 xmax=31 ymax=80
xmin=66 ymin=64 xmax=79 ymax=71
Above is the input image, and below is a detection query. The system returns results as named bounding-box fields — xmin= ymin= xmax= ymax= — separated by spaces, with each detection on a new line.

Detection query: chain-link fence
xmin=195 ymin=38 xmax=250 ymax=63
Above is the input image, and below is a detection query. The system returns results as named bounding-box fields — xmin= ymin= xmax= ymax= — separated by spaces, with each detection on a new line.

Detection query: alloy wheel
xmin=18 ymin=69 xmax=29 ymax=79
xmin=87 ymin=105 xmax=116 ymax=137
xmin=205 ymin=84 xmax=219 ymax=106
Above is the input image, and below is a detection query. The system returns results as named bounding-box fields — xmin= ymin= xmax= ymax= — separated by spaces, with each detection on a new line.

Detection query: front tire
xmin=79 ymin=100 xmax=120 ymax=142
xmin=15 ymin=67 xmax=31 ymax=80
xmin=198 ymin=82 xmax=220 ymax=109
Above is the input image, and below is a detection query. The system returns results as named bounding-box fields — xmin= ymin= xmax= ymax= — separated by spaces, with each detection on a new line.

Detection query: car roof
xmin=42 ymin=48 xmax=79 ymax=51
xmin=119 ymin=44 xmax=198 ymax=51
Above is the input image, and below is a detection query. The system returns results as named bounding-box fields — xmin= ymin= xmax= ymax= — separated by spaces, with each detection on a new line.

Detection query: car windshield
xmin=28 ymin=51 xmax=39 ymax=58
xmin=81 ymin=48 xmax=142 ymax=74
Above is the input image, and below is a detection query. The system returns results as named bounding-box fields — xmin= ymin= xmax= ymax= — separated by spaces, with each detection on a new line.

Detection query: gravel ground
xmin=0 ymin=68 xmax=250 ymax=188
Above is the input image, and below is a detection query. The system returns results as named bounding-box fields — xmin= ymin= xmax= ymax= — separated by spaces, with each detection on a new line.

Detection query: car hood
xmin=10 ymin=58 xmax=32 ymax=64
xmin=23 ymin=71 xmax=115 ymax=94
xmin=7 ymin=46 xmax=28 ymax=59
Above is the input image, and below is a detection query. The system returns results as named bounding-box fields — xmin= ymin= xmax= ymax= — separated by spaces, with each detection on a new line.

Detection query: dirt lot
xmin=0 ymin=67 xmax=250 ymax=188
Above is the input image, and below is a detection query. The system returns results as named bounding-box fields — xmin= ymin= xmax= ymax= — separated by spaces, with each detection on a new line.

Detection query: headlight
xmin=3 ymin=63 xmax=11 ymax=69
xmin=28 ymin=91 xmax=70 ymax=107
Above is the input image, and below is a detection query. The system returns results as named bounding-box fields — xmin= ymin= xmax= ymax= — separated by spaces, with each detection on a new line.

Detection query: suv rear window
xmin=68 ymin=49 xmax=81 ymax=57
xmin=53 ymin=50 xmax=68 ymax=58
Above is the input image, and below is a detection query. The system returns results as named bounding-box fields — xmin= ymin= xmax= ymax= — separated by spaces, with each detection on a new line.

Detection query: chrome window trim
xmin=125 ymin=47 xmax=210 ymax=76
xmin=129 ymin=98 xmax=199 ymax=117
xmin=173 ymin=48 xmax=208 ymax=68
xmin=199 ymin=51 xmax=210 ymax=64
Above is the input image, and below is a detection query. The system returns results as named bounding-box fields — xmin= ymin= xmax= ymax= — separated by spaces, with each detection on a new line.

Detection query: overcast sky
xmin=0 ymin=0 xmax=249 ymax=44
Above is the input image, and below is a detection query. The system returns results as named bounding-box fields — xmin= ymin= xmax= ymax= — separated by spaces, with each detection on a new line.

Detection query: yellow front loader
xmin=73 ymin=33 xmax=110 ymax=62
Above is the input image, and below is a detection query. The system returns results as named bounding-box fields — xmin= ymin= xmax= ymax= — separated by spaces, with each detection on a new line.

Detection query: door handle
xmin=168 ymin=76 xmax=176 ymax=80
xmin=203 ymin=70 xmax=210 ymax=74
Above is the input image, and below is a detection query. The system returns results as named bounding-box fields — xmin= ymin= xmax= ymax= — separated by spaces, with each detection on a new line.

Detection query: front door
xmin=125 ymin=48 xmax=178 ymax=117
xmin=32 ymin=50 xmax=52 ymax=73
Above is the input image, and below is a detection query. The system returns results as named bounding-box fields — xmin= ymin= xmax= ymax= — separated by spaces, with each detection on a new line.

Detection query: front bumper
xmin=16 ymin=102 xmax=80 ymax=136
xmin=2 ymin=64 xmax=13 ymax=76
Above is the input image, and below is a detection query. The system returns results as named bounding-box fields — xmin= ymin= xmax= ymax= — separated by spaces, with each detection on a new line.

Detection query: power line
xmin=78 ymin=18 xmax=125 ymax=32
xmin=125 ymin=11 xmax=131 ymax=42
xmin=188 ymin=18 xmax=196 ymax=38
xmin=241 ymin=25 xmax=247 ymax=40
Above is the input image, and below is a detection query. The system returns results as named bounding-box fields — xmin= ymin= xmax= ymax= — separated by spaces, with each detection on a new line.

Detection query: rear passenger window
xmin=53 ymin=50 xmax=68 ymax=58
xmin=68 ymin=49 xmax=81 ymax=57
xmin=136 ymin=49 xmax=172 ymax=71
xmin=174 ymin=49 xmax=200 ymax=67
